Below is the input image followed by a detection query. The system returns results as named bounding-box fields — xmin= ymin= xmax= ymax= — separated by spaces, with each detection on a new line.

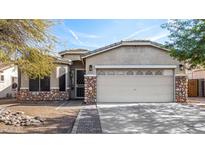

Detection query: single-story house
xmin=0 ymin=63 xmax=18 ymax=98
xmin=17 ymin=40 xmax=187 ymax=103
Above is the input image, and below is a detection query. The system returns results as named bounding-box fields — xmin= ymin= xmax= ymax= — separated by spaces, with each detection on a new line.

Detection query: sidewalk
xmin=72 ymin=105 xmax=102 ymax=134
xmin=188 ymin=97 xmax=205 ymax=104
xmin=188 ymin=97 xmax=205 ymax=109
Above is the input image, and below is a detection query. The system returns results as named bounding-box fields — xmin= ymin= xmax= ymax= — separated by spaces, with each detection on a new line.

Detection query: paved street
xmin=97 ymin=103 xmax=205 ymax=134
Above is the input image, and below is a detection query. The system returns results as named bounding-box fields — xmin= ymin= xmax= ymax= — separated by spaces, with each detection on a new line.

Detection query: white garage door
xmin=97 ymin=69 xmax=174 ymax=103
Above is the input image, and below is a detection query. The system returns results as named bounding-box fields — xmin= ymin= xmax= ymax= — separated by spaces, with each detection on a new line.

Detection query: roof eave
xmin=0 ymin=64 xmax=15 ymax=71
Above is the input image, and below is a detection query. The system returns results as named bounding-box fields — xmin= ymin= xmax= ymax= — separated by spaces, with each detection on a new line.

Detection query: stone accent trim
xmin=175 ymin=76 xmax=188 ymax=103
xmin=84 ymin=76 xmax=96 ymax=104
xmin=17 ymin=89 xmax=70 ymax=101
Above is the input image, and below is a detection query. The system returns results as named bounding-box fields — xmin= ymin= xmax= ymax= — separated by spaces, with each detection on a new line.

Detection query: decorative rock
xmin=0 ymin=108 xmax=44 ymax=127
xmin=34 ymin=116 xmax=44 ymax=122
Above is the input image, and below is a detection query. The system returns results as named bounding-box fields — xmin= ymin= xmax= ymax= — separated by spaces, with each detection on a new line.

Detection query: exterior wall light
xmin=89 ymin=65 xmax=93 ymax=71
xmin=179 ymin=64 xmax=184 ymax=71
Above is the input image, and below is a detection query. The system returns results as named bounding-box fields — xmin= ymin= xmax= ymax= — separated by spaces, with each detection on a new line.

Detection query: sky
xmin=50 ymin=19 xmax=170 ymax=53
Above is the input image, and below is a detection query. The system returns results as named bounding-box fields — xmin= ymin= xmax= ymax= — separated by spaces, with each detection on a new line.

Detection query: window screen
xmin=40 ymin=76 xmax=50 ymax=91
xmin=29 ymin=78 xmax=39 ymax=91
xmin=77 ymin=70 xmax=85 ymax=84
xmin=0 ymin=75 xmax=4 ymax=81
xmin=29 ymin=76 xmax=50 ymax=91
xmin=59 ymin=74 xmax=66 ymax=91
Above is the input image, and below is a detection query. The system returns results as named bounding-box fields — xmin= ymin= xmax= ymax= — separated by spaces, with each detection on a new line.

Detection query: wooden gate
xmin=188 ymin=79 xmax=198 ymax=97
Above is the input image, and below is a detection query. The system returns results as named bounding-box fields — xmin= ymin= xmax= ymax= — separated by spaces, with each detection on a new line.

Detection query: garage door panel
xmin=97 ymin=75 xmax=174 ymax=103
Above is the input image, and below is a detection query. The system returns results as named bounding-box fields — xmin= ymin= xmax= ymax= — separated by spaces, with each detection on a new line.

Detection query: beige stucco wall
xmin=85 ymin=46 xmax=184 ymax=75
xmin=20 ymin=64 xmax=69 ymax=90
xmin=20 ymin=71 xmax=29 ymax=88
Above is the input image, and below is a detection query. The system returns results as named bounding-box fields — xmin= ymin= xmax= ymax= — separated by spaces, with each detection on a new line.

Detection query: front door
xmin=75 ymin=69 xmax=85 ymax=98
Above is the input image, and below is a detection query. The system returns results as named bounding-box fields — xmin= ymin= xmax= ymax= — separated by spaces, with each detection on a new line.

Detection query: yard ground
xmin=2 ymin=99 xmax=205 ymax=134
xmin=97 ymin=103 xmax=205 ymax=133
xmin=0 ymin=99 xmax=81 ymax=133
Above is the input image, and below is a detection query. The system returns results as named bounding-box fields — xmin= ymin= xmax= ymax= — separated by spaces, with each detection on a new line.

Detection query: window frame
xmin=145 ymin=70 xmax=153 ymax=75
xmin=29 ymin=76 xmax=50 ymax=92
xmin=59 ymin=73 xmax=66 ymax=91
xmin=0 ymin=74 xmax=4 ymax=82
xmin=40 ymin=76 xmax=50 ymax=91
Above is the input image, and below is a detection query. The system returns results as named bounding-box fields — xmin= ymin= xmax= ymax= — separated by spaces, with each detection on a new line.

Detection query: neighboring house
xmin=187 ymin=69 xmax=205 ymax=79
xmin=17 ymin=40 xmax=187 ymax=103
xmin=0 ymin=63 xmax=18 ymax=98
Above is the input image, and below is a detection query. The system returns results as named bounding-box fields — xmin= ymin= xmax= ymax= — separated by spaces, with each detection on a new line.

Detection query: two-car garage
xmin=83 ymin=41 xmax=184 ymax=104
xmin=96 ymin=65 xmax=176 ymax=103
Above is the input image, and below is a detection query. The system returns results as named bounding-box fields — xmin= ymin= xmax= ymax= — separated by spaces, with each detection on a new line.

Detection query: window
xmin=145 ymin=70 xmax=153 ymax=75
xmin=40 ymin=77 xmax=50 ymax=91
xmin=0 ymin=75 xmax=4 ymax=81
xmin=29 ymin=76 xmax=50 ymax=91
xmin=59 ymin=74 xmax=66 ymax=91
xmin=11 ymin=77 xmax=18 ymax=89
xmin=59 ymin=67 xmax=66 ymax=91
xmin=155 ymin=70 xmax=163 ymax=75
xmin=89 ymin=65 xmax=93 ymax=71
xmin=136 ymin=71 xmax=143 ymax=75
xmin=29 ymin=78 xmax=39 ymax=91
xmin=127 ymin=71 xmax=134 ymax=75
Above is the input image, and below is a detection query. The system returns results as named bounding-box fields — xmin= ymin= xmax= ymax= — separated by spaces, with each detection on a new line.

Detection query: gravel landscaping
xmin=0 ymin=108 xmax=44 ymax=126
xmin=0 ymin=99 xmax=81 ymax=133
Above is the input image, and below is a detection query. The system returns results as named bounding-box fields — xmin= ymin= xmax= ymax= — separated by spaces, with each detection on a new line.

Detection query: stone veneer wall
xmin=175 ymin=76 xmax=188 ymax=103
xmin=17 ymin=89 xmax=69 ymax=101
xmin=84 ymin=76 xmax=97 ymax=104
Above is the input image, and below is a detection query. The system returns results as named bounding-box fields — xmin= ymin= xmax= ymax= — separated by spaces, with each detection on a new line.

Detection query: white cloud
xmin=123 ymin=25 xmax=157 ymax=40
xmin=77 ymin=32 xmax=100 ymax=39
xmin=70 ymin=39 xmax=100 ymax=49
xmin=67 ymin=27 xmax=101 ymax=48
xmin=67 ymin=27 xmax=100 ymax=39
xmin=145 ymin=32 xmax=169 ymax=41
xmin=68 ymin=29 xmax=79 ymax=41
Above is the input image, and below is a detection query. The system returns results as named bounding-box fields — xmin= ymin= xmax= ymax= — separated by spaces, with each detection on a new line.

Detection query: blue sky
xmin=50 ymin=19 xmax=170 ymax=52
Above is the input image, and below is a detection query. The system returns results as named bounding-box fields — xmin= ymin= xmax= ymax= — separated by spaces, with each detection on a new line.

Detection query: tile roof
xmin=59 ymin=49 xmax=89 ymax=55
xmin=82 ymin=40 xmax=168 ymax=58
xmin=0 ymin=63 xmax=13 ymax=71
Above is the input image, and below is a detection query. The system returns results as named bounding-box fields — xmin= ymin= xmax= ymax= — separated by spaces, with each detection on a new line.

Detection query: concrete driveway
xmin=97 ymin=103 xmax=205 ymax=134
